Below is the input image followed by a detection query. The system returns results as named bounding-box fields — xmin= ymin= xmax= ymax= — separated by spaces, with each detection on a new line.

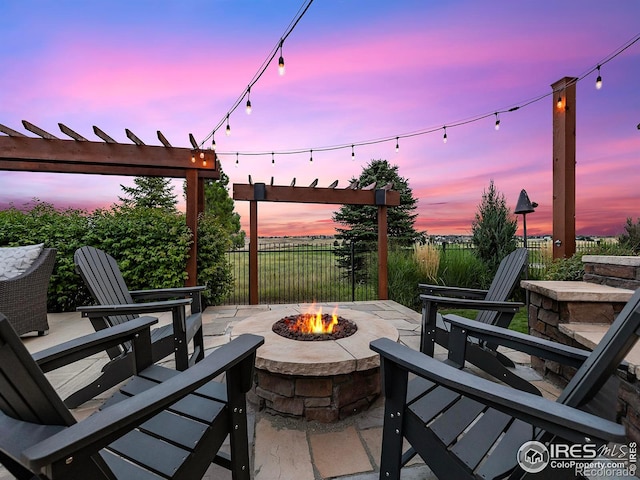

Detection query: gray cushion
xmin=0 ymin=244 xmax=45 ymax=280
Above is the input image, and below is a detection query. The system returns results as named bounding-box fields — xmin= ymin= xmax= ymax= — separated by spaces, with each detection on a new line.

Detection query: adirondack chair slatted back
xmin=75 ymin=246 xmax=138 ymax=327
xmin=559 ymin=287 xmax=640 ymax=411
xmin=0 ymin=315 xmax=75 ymax=427
xmin=475 ymin=248 xmax=527 ymax=326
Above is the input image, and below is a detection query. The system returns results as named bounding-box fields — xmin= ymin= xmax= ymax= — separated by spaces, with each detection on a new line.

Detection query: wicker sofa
xmin=0 ymin=247 xmax=56 ymax=336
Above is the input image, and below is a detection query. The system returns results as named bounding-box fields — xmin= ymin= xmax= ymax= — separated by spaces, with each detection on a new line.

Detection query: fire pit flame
xmin=291 ymin=305 xmax=338 ymax=334
xmin=272 ymin=304 xmax=357 ymax=341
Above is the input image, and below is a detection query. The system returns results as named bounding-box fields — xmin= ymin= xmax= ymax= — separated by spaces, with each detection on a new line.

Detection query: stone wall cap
xmin=521 ymin=280 xmax=635 ymax=302
xmin=582 ymin=255 xmax=640 ymax=267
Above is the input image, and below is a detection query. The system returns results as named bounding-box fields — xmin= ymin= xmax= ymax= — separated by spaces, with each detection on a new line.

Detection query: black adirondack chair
xmin=419 ymin=247 xmax=533 ymax=393
xmin=371 ymin=286 xmax=640 ymax=480
xmin=0 ymin=312 xmax=263 ymax=480
xmin=67 ymin=245 xmax=205 ymax=408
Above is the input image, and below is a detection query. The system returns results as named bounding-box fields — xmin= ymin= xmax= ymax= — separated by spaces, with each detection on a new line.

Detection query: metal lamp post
xmin=515 ymin=189 xmax=537 ymax=307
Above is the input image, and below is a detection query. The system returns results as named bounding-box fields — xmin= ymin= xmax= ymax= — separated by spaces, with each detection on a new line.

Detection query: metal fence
xmin=224 ymin=241 xmax=377 ymax=305
xmin=224 ymin=237 xmax=609 ymax=305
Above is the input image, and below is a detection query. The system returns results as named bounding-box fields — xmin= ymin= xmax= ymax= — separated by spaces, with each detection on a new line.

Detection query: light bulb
xmin=191 ymin=154 xmax=195 ymax=163
xmin=211 ymin=135 xmax=216 ymax=151
xmin=203 ymin=159 xmax=207 ymax=167
xmin=494 ymin=113 xmax=500 ymax=131
xmin=443 ymin=127 xmax=447 ymax=144
xmin=246 ymin=99 xmax=252 ymax=114
xmin=395 ymin=137 xmax=399 ymax=152
xmin=556 ymin=96 xmax=563 ymax=110
xmin=235 ymin=153 xmax=239 ymax=168
xmin=596 ymin=66 xmax=602 ymax=90
xmin=225 ymin=124 xmax=231 ymax=136
xmin=351 ymin=145 xmax=355 ymax=159
xmin=199 ymin=151 xmax=205 ymax=159
xmin=272 ymin=152 xmax=275 ymax=165
xmin=278 ymin=56 xmax=285 ymax=76
xmin=309 ymin=150 xmax=313 ymax=162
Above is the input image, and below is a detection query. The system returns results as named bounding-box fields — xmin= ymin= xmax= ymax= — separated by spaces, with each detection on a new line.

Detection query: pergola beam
xmin=233 ymin=183 xmax=400 ymax=206
xmin=0 ymin=135 xmax=218 ymax=178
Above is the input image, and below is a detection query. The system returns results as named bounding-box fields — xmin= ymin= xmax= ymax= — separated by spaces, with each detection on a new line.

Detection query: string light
xmin=395 ymin=137 xmax=399 ymax=152
xmin=211 ymin=133 xmax=216 ymax=151
xmin=235 ymin=152 xmax=239 ymax=167
xmin=272 ymin=152 xmax=275 ymax=165
xmin=278 ymin=40 xmax=286 ymax=76
xmin=206 ymin=31 xmax=638 ymax=164
xmin=351 ymin=144 xmax=355 ymax=159
xmin=225 ymin=114 xmax=231 ymax=136
xmin=309 ymin=149 xmax=313 ymax=162
xmin=246 ymin=87 xmax=252 ymax=114
xmin=595 ymin=65 xmax=603 ymax=90
xmin=191 ymin=153 xmax=196 ymax=163
xmin=197 ymin=0 xmax=314 ymax=149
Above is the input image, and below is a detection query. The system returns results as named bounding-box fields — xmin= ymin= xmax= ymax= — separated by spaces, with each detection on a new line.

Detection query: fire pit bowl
xmin=231 ymin=306 xmax=399 ymax=422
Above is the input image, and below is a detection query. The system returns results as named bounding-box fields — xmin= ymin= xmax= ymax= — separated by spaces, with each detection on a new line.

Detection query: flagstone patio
xmin=3 ymin=300 xmax=560 ymax=480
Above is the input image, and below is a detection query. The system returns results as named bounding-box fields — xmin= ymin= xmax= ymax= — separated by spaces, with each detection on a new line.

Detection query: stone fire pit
xmin=231 ymin=307 xmax=399 ymax=422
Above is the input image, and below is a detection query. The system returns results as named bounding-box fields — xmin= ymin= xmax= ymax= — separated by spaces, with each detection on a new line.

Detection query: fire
xmin=290 ymin=304 xmax=339 ymax=334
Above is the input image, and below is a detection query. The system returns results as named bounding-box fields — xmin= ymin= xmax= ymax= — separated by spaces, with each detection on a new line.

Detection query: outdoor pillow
xmin=0 ymin=243 xmax=45 ymax=280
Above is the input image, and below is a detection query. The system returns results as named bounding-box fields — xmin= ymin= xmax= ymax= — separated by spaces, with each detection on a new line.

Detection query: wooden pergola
xmin=0 ymin=121 xmax=219 ymax=285
xmin=233 ymin=179 xmax=401 ymax=304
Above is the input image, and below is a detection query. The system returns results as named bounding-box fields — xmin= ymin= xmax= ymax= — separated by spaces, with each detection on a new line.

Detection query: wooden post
xmin=185 ymin=169 xmax=199 ymax=286
xmin=378 ymin=205 xmax=389 ymax=300
xmin=249 ymin=200 xmax=259 ymax=305
xmin=551 ymin=77 xmax=577 ymax=259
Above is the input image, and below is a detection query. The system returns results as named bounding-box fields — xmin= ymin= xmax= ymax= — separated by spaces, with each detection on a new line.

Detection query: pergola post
xmin=185 ymin=169 xmax=199 ymax=286
xmin=377 ymin=205 xmax=389 ymax=300
xmin=551 ymin=77 xmax=577 ymax=259
xmin=249 ymin=200 xmax=259 ymax=305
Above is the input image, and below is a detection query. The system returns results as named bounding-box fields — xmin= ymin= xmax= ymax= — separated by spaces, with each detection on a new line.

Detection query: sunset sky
xmin=1 ymin=1 xmax=639 ymax=238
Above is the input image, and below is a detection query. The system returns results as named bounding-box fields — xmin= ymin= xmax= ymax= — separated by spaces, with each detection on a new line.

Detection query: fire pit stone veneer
xmin=231 ymin=307 xmax=399 ymax=422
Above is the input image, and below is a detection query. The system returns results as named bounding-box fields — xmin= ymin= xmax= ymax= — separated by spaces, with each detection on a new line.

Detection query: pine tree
xmin=470 ymin=180 xmax=518 ymax=275
xmin=119 ymin=177 xmax=177 ymax=212
xmin=332 ymin=159 xmax=425 ymax=280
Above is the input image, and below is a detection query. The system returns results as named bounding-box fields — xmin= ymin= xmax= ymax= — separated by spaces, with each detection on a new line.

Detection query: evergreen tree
xmin=119 ymin=176 xmax=177 ymax=212
xmin=618 ymin=217 xmax=640 ymax=254
xmin=470 ymin=180 xmax=518 ymax=275
xmin=183 ymin=166 xmax=245 ymax=248
xmin=332 ymin=159 xmax=425 ymax=279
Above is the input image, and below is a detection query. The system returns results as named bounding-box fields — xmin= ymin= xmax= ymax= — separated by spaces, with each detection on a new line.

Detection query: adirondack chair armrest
xmin=371 ymin=337 xmax=627 ymax=444
xmin=22 ymin=333 xmax=265 ymax=470
xmin=32 ymin=316 xmax=158 ymax=373
xmin=420 ymin=294 xmax=523 ymax=313
xmin=76 ymin=298 xmax=192 ymax=318
xmin=444 ymin=314 xmax=592 ymax=369
xmin=418 ymin=283 xmax=488 ymax=299
xmin=129 ymin=285 xmax=206 ymax=300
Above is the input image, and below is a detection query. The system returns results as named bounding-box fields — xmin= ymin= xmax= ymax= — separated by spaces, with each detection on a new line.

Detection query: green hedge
xmin=0 ymin=201 xmax=233 ymax=312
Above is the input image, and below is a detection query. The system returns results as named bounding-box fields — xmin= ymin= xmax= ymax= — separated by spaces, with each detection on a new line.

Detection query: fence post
xmin=351 ymin=241 xmax=356 ymax=302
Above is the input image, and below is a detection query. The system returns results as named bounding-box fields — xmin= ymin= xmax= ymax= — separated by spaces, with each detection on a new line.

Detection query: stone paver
xmin=309 ymin=426 xmax=373 ymax=478
xmin=253 ymin=418 xmax=315 ymax=480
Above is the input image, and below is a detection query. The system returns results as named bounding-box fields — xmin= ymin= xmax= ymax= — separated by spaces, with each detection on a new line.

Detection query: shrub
xmin=437 ymin=248 xmax=489 ymax=289
xmin=1 ymin=201 xmax=235 ymax=311
xmin=543 ymin=241 xmax=635 ymax=281
xmin=197 ymin=212 xmax=234 ymax=306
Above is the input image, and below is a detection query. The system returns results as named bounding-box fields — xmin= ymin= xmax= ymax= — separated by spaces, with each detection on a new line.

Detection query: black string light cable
xmin=199 ymin=0 xmax=314 ymax=149
xmin=212 ymin=32 xmax=639 ymax=163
